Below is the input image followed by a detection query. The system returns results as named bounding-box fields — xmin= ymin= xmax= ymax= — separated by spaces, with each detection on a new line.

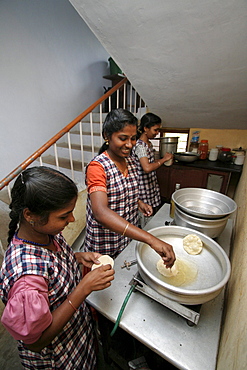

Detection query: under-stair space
xmin=0 ymin=113 xmax=105 ymax=258
xmin=0 ymin=79 xmax=147 ymax=259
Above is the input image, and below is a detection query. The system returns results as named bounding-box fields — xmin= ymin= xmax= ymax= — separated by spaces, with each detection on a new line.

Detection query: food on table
xmin=156 ymin=258 xmax=179 ymax=277
xmin=91 ymin=255 xmax=114 ymax=270
xmin=156 ymin=257 xmax=198 ymax=286
xmin=183 ymin=234 xmax=203 ymax=255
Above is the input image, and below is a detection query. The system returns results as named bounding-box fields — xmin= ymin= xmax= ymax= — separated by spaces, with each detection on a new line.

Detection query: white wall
xmin=0 ymin=0 xmax=110 ymax=180
xmin=70 ymin=0 xmax=247 ymax=130
xmin=217 ymin=161 xmax=247 ymax=369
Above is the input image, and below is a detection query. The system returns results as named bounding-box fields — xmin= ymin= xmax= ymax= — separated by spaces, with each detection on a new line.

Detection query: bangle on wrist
xmin=67 ymin=298 xmax=78 ymax=312
xmin=157 ymin=161 xmax=161 ymax=166
xmin=122 ymin=223 xmax=129 ymax=236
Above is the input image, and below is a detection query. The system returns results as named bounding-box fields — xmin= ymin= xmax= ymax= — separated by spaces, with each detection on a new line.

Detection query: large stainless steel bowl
xmin=172 ymin=187 xmax=237 ymax=219
xmin=136 ymin=226 xmax=231 ymax=305
xmin=174 ymin=207 xmax=229 ymax=238
xmin=174 ymin=152 xmax=199 ymax=163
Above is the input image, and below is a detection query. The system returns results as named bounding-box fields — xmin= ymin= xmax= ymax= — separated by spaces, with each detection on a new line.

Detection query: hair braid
xmin=8 ymin=211 xmax=19 ymax=244
xmin=7 ymin=177 xmax=26 ymax=244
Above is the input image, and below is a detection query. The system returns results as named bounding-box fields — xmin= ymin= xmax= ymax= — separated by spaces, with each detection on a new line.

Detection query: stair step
xmin=80 ymin=112 xmax=108 ymax=123
xmin=0 ymin=187 xmax=11 ymax=205
xmin=33 ymin=159 xmax=86 ymax=188
xmin=41 ymin=155 xmax=84 ymax=171
xmin=70 ymin=128 xmax=101 ymax=136
xmin=0 ymin=199 xmax=10 ymax=249
xmin=56 ymin=132 xmax=102 ymax=148
xmin=44 ymin=146 xmax=97 ymax=164
xmin=57 ymin=142 xmax=101 ymax=153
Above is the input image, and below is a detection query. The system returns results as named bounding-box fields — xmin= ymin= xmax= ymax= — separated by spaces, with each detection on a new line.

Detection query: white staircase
xmin=36 ymin=112 xmax=107 ymax=188
xmin=0 ymin=79 xmax=147 ymax=254
xmin=0 ymin=113 xmax=106 ymax=252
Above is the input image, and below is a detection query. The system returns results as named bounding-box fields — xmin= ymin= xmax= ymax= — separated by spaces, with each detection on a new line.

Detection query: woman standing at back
xmin=132 ymin=112 xmax=173 ymax=214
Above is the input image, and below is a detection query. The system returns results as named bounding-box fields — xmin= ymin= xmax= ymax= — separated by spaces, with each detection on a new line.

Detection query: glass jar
xmin=189 ymin=141 xmax=199 ymax=153
xmin=198 ymin=140 xmax=208 ymax=160
xmin=218 ymin=147 xmax=232 ymax=162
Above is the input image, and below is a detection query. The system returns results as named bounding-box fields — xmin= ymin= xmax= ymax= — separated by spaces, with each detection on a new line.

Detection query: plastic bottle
xmin=170 ymin=183 xmax=181 ymax=219
xmin=191 ymin=131 xmax=200 ymax=143
xmin=198 ymin=140 xmax=209 ymax=160
xmin=189 ymin=131 xmax=200 ymax=153
xmin=208 ymin=148 xmax=218 ymax=161
xmin=232 ymin=148 xmax=246 ymax=165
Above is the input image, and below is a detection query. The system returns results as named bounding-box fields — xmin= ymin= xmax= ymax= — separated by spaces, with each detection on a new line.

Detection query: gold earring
xmin=30 ymin=220 xmax=34 ymax=226
xmin=105 ymin=139 xmax=109 ymax=145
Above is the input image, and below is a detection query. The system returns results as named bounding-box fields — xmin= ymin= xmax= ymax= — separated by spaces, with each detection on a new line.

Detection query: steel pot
xmin=136 ymin=226 xmax=231 ymax=305
xmin=174 ymin=206 xmax=229 ymax=238
xmin=159 ymin=137 xmax=178 ymax=157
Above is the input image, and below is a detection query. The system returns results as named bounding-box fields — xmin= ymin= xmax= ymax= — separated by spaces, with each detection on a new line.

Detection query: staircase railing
xmin=0 ymin=77 xmax=147 ymax=197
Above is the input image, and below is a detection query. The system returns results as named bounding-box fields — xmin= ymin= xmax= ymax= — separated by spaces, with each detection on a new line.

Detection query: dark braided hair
xmin=8 ymin=166 xmax=78 ymax=244
xmin=98 ymin=108 xmax=138 ymax=154
xmin=137 ymin=112 xmax=161 ymax=139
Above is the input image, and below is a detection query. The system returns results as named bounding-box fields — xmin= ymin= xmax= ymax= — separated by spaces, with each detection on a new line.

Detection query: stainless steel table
xmin=87 ymin=204 xmax=232 ymax=370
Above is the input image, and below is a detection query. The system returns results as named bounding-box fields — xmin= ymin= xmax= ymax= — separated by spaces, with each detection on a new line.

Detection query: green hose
xmin=110 ymin=283 xmax=136 ymax=337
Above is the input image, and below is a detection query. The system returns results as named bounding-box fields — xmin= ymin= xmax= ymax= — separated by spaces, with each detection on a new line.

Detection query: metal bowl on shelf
xmin=172 ymin=187 xmax=237 ymax=219
xmin=174 ymin=152 xmax=199 ymax=163
xmin=174 ymin=207 xmax=229 ymax=238
xmin=136 ymin=226 xmax=231 ymax=305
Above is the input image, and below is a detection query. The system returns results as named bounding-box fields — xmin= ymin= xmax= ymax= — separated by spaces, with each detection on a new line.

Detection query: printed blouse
xmin=132 ymin=139 xmax=161 ymax=208
xmin=0 ymin=234 xmax=96 ymax=370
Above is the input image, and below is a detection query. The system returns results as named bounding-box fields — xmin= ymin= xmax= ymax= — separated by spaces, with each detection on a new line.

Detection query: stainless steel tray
xmin=136 ymin=226 xmax=231 ymax=305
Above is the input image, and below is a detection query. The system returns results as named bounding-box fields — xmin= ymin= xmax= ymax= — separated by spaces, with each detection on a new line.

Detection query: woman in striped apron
xmin=0 ymin=167 xmax=114 ymax=369
xmin=83 ymin=108 xmax=176 ymax=265
xmin=132 ymin=113 xmax=173 ymax=215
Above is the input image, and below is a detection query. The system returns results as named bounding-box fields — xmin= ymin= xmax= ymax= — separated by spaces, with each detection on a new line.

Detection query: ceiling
xmin=69 ymin=0 xmax=247 ymax=130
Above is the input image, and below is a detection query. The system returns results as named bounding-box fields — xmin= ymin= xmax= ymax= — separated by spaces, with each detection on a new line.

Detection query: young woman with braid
xmin=83 ymin=108 xmax=176 ymax=265
xmin=0 ymin=166 xmax=114 ymax=370
xmin=132 ymin=112 xmax=173 ymax=214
